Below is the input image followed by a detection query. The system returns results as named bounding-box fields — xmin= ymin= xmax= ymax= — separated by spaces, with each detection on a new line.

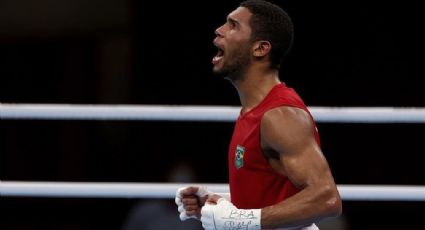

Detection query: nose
xmin=215 ymin=25 xmax=224 ymax=38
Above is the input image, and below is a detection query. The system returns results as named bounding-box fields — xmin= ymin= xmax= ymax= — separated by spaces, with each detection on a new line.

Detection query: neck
xmin=232 ymin=65 xmax=281 ymax=114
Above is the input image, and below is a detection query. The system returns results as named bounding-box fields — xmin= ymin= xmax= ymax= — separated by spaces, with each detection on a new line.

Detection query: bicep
xmin=261 ymin=107 xmax=333 ymax=189
xmin=281 ymin=142 xmax=332 ymax=189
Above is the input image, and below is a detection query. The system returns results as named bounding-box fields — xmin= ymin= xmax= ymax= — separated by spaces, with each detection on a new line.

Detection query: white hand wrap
xmin=175 ymin=186 xmax=211 ymax=221
xmin=201 ymin=198 xmax=261 ymax=230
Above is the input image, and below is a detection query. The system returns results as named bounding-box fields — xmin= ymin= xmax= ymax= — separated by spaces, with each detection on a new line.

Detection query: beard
xmin=213 ymin=44 xmax=252 ymax=82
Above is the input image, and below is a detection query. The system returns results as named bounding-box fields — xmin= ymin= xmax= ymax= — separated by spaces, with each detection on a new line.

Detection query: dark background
xmin=1 ymin=0 xmax=424 ymax=229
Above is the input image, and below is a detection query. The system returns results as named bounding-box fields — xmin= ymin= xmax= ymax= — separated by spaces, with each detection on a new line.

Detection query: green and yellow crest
xmin=234 ymin=145 xmax=245 ymax=169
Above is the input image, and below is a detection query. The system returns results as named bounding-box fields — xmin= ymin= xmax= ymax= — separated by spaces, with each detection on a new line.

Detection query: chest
xmin=229 ymin=116 xmax=290 ymax=176
xmin=229 ymin=118 xmax=269 ymax=171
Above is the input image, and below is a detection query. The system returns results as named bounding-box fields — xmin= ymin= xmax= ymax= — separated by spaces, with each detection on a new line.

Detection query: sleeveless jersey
xmin=228 ymin=83 xmax=320 ymax=209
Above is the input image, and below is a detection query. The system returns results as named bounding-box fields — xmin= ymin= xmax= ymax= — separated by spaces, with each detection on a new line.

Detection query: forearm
xmin=261 ymin=185 xmax=341 ymax=229
xmin=199 ymin=187 xmax=340 ymax=230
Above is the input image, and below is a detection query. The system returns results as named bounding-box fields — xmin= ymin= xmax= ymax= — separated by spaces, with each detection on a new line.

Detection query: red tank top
xmin=228 ymin=83 xmax=320 ymax=209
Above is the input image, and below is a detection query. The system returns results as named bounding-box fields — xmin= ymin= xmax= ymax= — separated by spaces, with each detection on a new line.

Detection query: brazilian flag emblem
xmin=234 ymin=145 xmax=245 ymax=169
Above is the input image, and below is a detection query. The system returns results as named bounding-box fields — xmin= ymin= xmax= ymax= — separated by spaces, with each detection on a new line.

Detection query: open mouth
xmin=212 ymin=47 xmax=224 ymax=64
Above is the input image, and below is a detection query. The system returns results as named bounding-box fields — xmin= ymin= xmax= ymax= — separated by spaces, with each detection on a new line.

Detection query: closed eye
xmin=227 ymin=17 xmax=239 ymax=29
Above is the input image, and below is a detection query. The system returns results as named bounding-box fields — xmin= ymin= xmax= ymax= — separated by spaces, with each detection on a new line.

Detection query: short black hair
xmin=240 ymin=0 xmax=294 ymax=69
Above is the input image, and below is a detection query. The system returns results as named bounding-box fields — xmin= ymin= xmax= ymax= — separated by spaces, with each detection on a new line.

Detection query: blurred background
xmin=1 ymin=0 xmax=424 ymax=229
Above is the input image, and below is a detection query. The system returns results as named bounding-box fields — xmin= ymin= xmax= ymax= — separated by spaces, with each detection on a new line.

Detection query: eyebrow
xmin=227 ymin=17 xmax=240 ymax=27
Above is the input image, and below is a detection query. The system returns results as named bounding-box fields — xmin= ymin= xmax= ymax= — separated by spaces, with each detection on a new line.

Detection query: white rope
xmin=0 ymin=181 xmax=228 ymax=199
xmin=1 ymin=181 xmax=425 ymax=201
xmin=0 ymin=104 xmax=239 ymax=122
xmin=1 ymin=103 xmax=425 ymax=123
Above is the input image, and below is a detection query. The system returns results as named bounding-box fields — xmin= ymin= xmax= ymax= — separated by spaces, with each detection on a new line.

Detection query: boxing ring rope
xmin=2 ymin=103 xmax=425 ymax=123
xmin=1 ymin=181 xmax=425 ymax=201
xmin=1 ymin=103 xmax=424 ymax=201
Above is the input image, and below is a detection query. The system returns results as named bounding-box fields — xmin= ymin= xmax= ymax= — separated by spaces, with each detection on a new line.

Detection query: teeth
xmin=213 ymin=55 xmax=223 ymax=64
xmin=212 ymin=47 xmax=224 ymax=64
xmin=213 ymin=56 xmax=221 ymax=61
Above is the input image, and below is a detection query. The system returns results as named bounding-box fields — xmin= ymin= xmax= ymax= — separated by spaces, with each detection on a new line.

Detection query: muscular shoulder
xmin=262 ymin=106 xmax=314 ymax=134
xmin=261 ymin=106 xmax=316 ymax=155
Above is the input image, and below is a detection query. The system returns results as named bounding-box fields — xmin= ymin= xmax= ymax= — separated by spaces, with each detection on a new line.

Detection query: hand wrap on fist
xmin=175 ymin=186 xmax=211 ymax=221
xmin=201 ymin=198 xmax=261 ymax=230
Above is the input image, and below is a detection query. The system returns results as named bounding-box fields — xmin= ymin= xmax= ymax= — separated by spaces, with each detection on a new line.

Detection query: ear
xmin=252 ymin=41 xmax=271 ymax=57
